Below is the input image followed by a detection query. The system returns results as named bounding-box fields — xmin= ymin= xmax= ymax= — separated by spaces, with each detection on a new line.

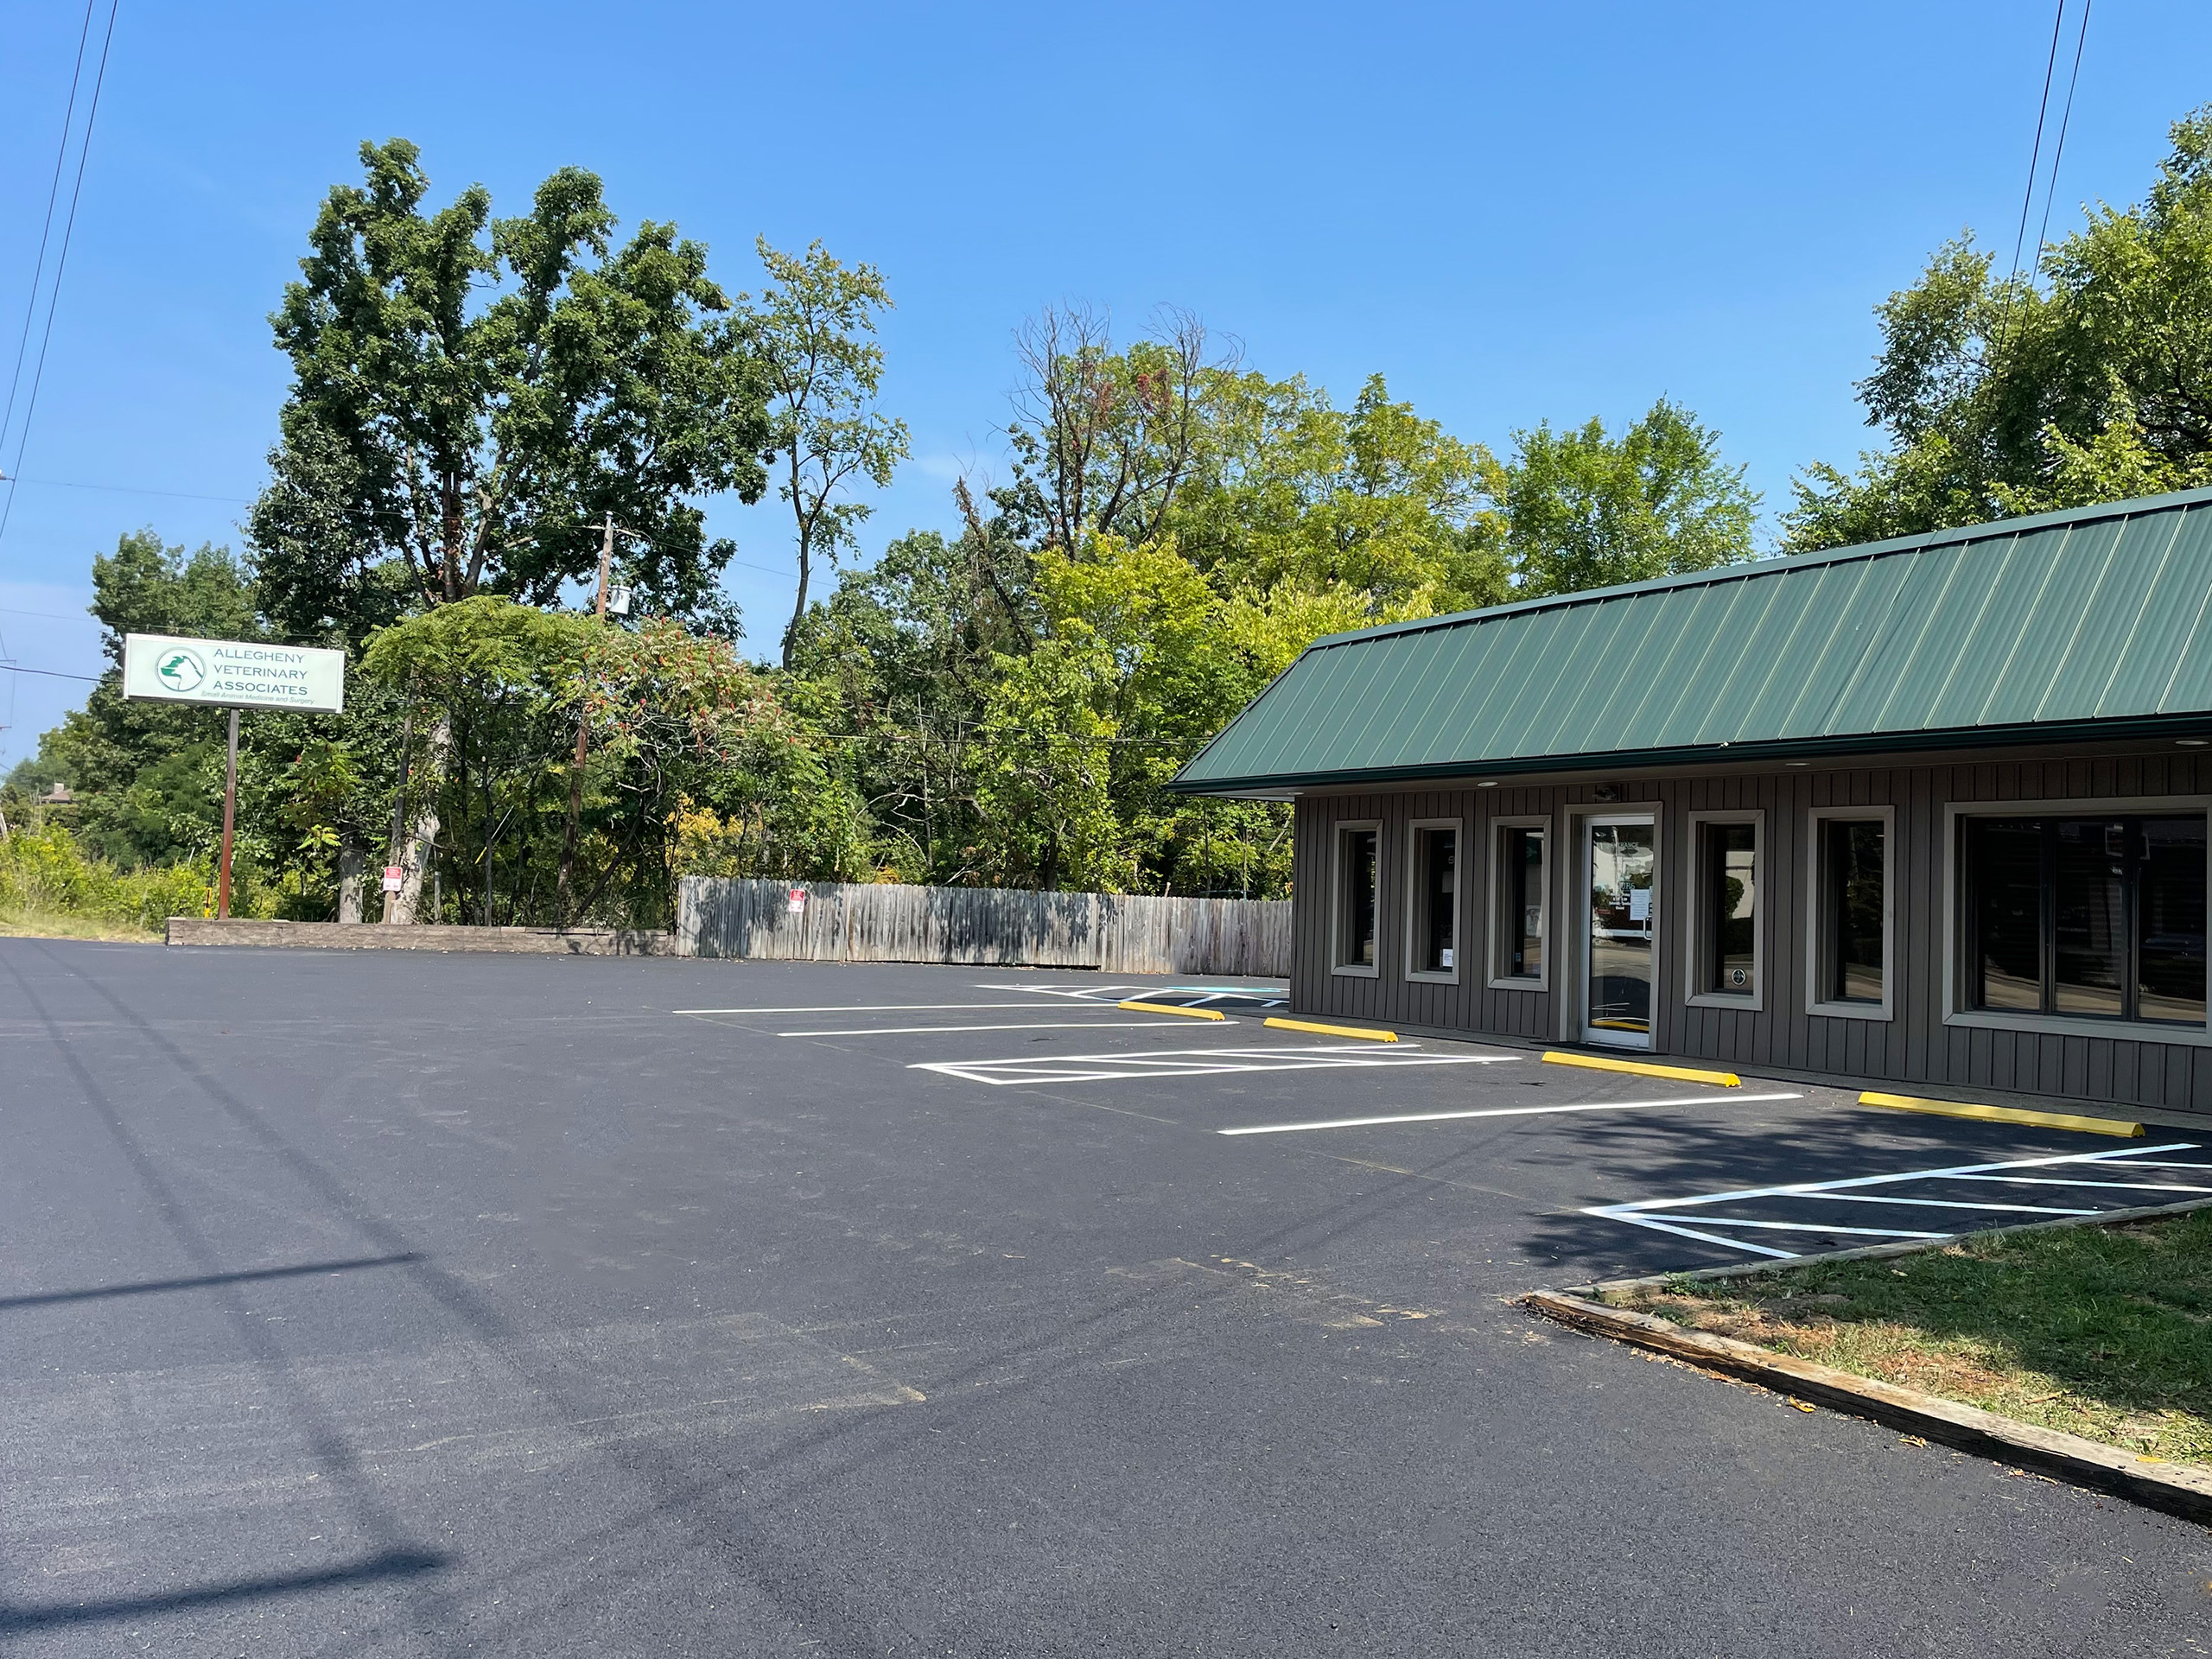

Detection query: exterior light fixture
xmin=1476 ymin=779 xmax=1498 ymax=788
xmin=2178 ymin=738 xmax=2207 ymax=747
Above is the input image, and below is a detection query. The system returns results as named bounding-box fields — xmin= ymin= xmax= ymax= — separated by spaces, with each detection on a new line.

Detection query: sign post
xmin=121 ymin=634 xmax=347 ymax=921
xmin=217 ymin=709 xmax=241 ymax=917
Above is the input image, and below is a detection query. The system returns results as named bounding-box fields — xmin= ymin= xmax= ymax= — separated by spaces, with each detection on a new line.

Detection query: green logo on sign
xmin=156 ymin=648 xmax=206 ymax=692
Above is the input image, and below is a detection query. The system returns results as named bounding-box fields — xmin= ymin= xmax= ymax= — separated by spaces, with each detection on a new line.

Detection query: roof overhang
xmin=1167 ymin=714 xmax=2212 ymax=798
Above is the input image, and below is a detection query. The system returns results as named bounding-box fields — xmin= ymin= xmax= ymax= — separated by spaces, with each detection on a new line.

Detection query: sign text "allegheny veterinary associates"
xmin=121 ymin=632 xmax=346 ymax=714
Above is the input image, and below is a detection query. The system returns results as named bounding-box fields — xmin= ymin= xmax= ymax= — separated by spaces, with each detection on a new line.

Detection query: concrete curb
xmin=1360 ymin=1017 xmax=2212 ymax=1133
xmin=1541 ymin=1050 xmax=1739 ymax=1087
xmin=1542 ymin=1199 xmax=2212 ymax=1526
xmin=1522 ymin=1288 xmax=2212 ymax=1525
xmin=1859 ymin=1090 xmax=2145 ymax=1137
xmin=166 ymin=918 xmax=680 ymax=955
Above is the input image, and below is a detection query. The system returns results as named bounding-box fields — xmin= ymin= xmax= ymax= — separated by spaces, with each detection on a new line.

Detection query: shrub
xmin=0 ymin=823 xmax=219 ymax=931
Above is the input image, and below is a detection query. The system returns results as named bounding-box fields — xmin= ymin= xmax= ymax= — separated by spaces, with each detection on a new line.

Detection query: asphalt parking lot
xmin=3 ymin=938 xmax=2209 ymax=1656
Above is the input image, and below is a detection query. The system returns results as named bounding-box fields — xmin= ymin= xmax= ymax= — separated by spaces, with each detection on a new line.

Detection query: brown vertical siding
xmin=1291 ymin=746 xmax=2211 ymax=1116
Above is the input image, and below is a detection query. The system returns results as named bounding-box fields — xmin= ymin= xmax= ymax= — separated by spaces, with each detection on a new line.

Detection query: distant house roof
xmin=1170 ymin=486 xmax=2212 ymax=797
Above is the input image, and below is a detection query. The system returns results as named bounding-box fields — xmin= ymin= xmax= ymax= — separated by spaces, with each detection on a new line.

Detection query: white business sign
xmin=122 ymin=632 xmax=346 ymax=714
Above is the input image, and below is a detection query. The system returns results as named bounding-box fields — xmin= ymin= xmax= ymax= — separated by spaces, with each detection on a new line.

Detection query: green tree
xmin=29 ymin=531 xmax=407 ymax=907
xmin=752 ymin=238 xmax=910 ymax=667
xmin=1174 ymin=371 xmax=1508 ymax=620
xmin=363 ymin=598 xmax=816 ymax=924
xmin=34 ymin=533 xmax=266 ymax=866
xmin=251 ymin=137 xmax=777 ymax=916
xmin=1502 ymin=399 xmax=1759 ymax=594
xmin=791 ymin=321 xmax=1754 ymax=897
xmin=251 ymin=137 xmax=772 ymax=635
xmin=784 ymin=505 xmax=1036 ymax=880
xmin=575 ymin=613 xmax=816 ymax=898
xmin=1787 ymin=105 xmax=2212 ymax=550
xmin=362 ymin=597 xmax=595 ymax=922
xmin=970 ymin=536 xmax=1267 ymax=892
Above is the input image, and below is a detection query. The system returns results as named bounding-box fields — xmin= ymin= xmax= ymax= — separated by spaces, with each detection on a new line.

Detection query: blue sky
xmin=3 ymin=0 xmax=2209 ymax=769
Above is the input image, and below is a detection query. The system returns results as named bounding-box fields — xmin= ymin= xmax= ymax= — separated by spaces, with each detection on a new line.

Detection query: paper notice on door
xmin=1628 ymin=887 xmax=1650 ymax=922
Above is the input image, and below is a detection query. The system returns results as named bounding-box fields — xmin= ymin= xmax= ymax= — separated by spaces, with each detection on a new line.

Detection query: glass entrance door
xmin=1584 ymin=817 xmax=1656 ymax=1048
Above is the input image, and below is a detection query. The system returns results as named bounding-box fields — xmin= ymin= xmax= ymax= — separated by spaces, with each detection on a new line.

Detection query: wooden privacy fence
xmin=677 ymin=877 xmax=1290 ymax=977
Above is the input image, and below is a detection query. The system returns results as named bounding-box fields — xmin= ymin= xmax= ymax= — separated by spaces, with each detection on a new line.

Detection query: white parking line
xmin=975 ymin=982 xmax=1291 ymax=1007
xmin=675 ymin=1002 xmax=1069 ymax=1015
xmin=1218 ymin=1091 xmax=1799 ymax=1136
xmin=1782 ymin=1192 xmax=2098 ymax=1216
xmin=1948 ymin=1174 xmax=2212 ymax=1195
xmin=1658 ymin=1216 xmax=1952 ymax=1242
xmin=2089 ymin=1160 xmax=2212 ymax=1170
xmin=912 ymin=1044 xmax=1514 ymax=1087
xmin=2088 ymin=1160 xmax=2212 ymax=1170
xmin=780 ymin=1020 xmax=1207 ymax=1037
xmin=1587 ymin=1141 xmax=2204 ymax=1260
xmin=1589 ymin=1212 xmax=1802 ymax=1258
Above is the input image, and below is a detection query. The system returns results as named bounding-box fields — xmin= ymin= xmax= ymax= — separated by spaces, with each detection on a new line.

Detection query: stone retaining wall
xmin=165 ymin=918 xmax=679 ymax=955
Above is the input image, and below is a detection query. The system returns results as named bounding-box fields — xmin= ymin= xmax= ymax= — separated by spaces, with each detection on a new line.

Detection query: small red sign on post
xmin=382 ymin=865 xmax=404 ymax=893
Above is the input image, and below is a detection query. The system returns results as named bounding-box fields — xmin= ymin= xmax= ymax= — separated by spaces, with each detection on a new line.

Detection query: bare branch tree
xmin=1007 ymin=304 xmax=1237 ymax=550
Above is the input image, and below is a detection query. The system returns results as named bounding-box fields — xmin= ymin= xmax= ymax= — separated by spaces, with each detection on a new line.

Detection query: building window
xmin=1491 ymin=822 xmax=1546 ymax=984
xmin=1332 ymin=822 xmax=1380 ymax=975
xmin=1961 ymin=815 xmax=2207 ymax=1026
xmin=1407 ymin=823 xmax=1459 ymax=980
xmin=1816 ymin=816 xmax=1889 ymax=1007
xmin=1688 ymin=814 xmax=1760 ymax=1003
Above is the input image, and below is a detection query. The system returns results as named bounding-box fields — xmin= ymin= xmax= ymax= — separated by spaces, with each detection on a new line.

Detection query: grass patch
xmin=0 ymin=823 xmax=215 ymax=937
xmin=1604 ymin=1211 xmax=2212 ymax=1467
xmin=0 ymin=905 xmax=164 ymax=942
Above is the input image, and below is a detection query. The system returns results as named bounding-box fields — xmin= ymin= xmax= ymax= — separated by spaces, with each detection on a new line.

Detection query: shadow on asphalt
xmin=1500 ymin=1098 xmax=2120 ymax=1281
xmin=0 ymin=1251 xmax=423 ymax=1313
xmin=0 ymin=1548 xmax=450 ymax=1635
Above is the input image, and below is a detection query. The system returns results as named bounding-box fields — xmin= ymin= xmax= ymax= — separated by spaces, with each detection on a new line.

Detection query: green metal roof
xmin=1171 ymin=486 xmax=2212 ymax=796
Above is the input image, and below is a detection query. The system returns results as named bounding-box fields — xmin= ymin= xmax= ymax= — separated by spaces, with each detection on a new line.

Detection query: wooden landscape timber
xmin=1523 ymin=1287 xmax=2212 ymax=1526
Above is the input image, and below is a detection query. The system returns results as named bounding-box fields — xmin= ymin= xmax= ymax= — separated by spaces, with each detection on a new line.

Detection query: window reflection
xmin=1336 ymin=828 xmax=1377 ymax=969
xmin=1965 ymin=814 xmax=2205 ymax=1026
xmin=1823 ymin=818 xmax=1886 ymax=1003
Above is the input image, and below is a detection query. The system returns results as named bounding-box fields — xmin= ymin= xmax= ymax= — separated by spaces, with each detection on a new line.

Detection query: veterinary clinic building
xmin=1171 ymin=487 xmax=2212 ymax=1117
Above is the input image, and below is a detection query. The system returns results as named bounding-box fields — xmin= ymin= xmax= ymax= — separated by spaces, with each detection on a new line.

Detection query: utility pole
xmin=216 ymin=709 xmax=240 ymax=918
xmin=556 ymin=512 xmax=617 ymax=923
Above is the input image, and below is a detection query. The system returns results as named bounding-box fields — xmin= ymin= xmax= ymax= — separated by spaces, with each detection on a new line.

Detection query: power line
xmin=0 ymin=0 xmax=97 ymax=466
xmin=0 ymin=0 xmax=86 ymax=660
xmin=2031 ymin=0 xmax=2094 ymax=269
xmin=0 ymin=0 xmax=121 ymax=551
xmin=5 ymin=474 xmax=800 ymax=582
xmin=2004 ymin=1 xmax=2069 ymax=296
xmin=0 ymin=605 xmax=90 ymax=622
xmin=0 ymin=663 xmax=101 ymax=682
xmin=5 ymin=474 xmax=256 ymax=505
